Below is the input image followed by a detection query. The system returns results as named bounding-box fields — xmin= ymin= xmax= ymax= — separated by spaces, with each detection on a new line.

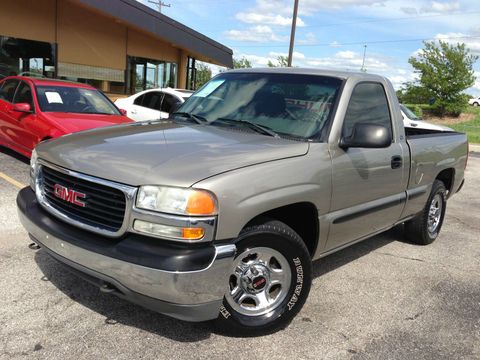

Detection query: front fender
xmin=194 ymin=145 xmax=332 ymax=240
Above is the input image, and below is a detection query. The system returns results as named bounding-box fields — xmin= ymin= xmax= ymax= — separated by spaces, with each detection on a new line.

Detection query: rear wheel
xmin=215 ymin=220 xmax=312 ymax=336
xmin=405 ymin=180 xmax=447 ymax=245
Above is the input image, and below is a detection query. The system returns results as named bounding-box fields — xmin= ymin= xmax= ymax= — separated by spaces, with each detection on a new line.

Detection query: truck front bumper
xmin=17 ymin=187 xmax=236 ymax=322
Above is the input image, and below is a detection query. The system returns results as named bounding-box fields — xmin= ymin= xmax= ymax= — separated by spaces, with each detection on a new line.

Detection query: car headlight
xmin=30 ymin=148 xmax=38 ymax=191
xmin=136 ymin=186 xmax=217 ymax=216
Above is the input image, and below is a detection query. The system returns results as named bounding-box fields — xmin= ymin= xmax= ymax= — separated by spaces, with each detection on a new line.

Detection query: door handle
xmin=391 ymin=155 xmax=402 ymax=169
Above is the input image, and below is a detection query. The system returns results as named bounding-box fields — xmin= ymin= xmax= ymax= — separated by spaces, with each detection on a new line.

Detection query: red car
xmin=0 ymin=76 xmax=133 ymax=158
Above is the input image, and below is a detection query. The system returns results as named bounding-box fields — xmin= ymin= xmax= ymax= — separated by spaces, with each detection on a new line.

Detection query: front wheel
xmin=405 ymin=180 xmax=447 ymax=245
xmin=215 ymin=220 xmax=312 ymax=336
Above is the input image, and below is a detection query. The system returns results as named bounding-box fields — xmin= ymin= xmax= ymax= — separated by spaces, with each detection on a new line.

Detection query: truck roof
xmin=226 ymin=67 xmax=388 ymax=82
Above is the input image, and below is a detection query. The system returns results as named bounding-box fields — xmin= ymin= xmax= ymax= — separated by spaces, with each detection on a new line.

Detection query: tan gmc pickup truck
xmin=18 ymin=68 xmax=468 ymax=335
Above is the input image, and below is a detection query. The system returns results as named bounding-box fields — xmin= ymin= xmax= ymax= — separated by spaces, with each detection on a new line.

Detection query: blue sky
xmin=139 ymin=0 xmax=480 ymax=95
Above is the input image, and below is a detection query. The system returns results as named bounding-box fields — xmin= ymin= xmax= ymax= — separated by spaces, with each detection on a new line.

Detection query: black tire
xmin=214 ymin=220 xmax=312 ymax=336
xmin=405 ymin=180 xmax=447 ymax=245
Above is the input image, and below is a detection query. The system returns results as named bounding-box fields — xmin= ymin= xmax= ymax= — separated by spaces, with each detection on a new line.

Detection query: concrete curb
xmin=470 ymin=144 xmax=480 ymax=153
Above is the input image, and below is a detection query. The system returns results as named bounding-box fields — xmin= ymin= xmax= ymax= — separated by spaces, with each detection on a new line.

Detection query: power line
xmin=231 ymin=35 xmax=480 ymax=48
xmin=271 ymin=10 xmax=480 ymax=29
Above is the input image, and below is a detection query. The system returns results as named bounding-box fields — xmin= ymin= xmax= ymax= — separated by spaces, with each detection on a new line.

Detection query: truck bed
xmin=401 ymin=130 xmax=468 ymax=219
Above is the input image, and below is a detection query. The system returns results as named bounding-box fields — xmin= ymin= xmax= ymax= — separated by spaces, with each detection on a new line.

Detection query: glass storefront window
xmin=186 ymin=57 xmax=196 ymax=90
xmin=135 ymin=64 xmax=145 ymax=93
xmin=128 ymin=56 xmax=177 ymax=93
xmin=0 ymin=36 xmax=56 ymax=79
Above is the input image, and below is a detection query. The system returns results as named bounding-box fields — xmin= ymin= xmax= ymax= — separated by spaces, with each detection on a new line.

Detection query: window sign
xmin=45 ymin=92 xmax=63 ymax=104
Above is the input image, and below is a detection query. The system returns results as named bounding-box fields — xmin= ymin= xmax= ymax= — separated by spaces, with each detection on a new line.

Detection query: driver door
xmin=326 ymin=82 xmax=408 ymax=251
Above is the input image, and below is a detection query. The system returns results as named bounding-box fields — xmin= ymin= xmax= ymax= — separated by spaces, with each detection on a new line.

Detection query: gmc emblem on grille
xmin=53 ymin=184 xmax=86 ymax=207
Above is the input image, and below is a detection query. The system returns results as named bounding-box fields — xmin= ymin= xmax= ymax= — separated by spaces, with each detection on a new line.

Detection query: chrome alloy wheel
xmin=225 ymin=247 xmax=292 ymax=317
xmin=427 ymin=193 xmax=443 ymax=235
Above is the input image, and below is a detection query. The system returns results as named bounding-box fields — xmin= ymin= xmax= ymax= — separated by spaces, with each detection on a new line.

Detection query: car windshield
xmin=177 ymin=72 xmax=343 ymax=140
xmin=36 ymin=86 xmax=120 ymax=115
xmin=400 ymin=104 xmax=420 ymax=120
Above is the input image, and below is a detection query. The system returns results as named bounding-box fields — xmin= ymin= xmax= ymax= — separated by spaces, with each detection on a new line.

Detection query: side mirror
xmin=339 ymin=123 xmax=391 ymax=149
xmin=119 ymin=109 xmax=127 ymax=116
xmin=13 ymin=103 xmax=32 ymax=113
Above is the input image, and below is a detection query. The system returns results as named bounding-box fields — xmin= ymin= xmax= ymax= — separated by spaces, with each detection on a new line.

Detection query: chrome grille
xmin=39 ymin=165 xmax=128 ymax=233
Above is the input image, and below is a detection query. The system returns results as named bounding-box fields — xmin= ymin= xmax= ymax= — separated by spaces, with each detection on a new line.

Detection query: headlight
xmin=136 ymin=186 xmax=217 ymax=216
xmin=30 ymin=149 xmax=38 ymax=191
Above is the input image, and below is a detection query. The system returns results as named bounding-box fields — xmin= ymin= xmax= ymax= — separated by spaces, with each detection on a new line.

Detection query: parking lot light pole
xmin=288 ymin=0 xmax=299 ymax=67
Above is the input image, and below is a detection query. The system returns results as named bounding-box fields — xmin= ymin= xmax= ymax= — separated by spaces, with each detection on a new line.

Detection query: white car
xmin=115 ymin=88 xmax=193 ymax=122
xmin=400 ymin=104 xmax=453 ymax=132
xmin=468 ymin=96 xmax=480 ymax=106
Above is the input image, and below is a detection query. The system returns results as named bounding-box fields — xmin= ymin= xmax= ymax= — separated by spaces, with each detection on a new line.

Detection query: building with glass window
xmin=0 ymin=0 xmax=233 ymax=96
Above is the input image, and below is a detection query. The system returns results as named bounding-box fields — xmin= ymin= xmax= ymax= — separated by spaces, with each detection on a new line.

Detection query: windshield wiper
xmin=213 ymin=118 xmax=280 ymax=138
xmin=172 ymin=112 xmax=207 ymax=124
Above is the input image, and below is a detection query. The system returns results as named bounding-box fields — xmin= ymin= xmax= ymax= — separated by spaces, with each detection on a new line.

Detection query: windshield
xmin=36 ymin=86 xmax=121 ymax=115
xmin=400 ymin=104 xmax=420 ymax=120
xmin=177 ymin=72 xmax=343 ymax=140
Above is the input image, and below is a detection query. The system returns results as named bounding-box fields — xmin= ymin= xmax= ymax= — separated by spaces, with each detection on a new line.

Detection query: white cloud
xmin=473 ymin=72 xmax=480 ymax=91
xmin=297 ymin=32 xmax=317 ymax=45
xmin=400 ymin=1 xmax=461 ymax=15
xmin=329 ymin=41 xmax=342 ymax=48
xmin=426 ymin=1 xmax=460 ymax=13
xmin=336 ymin=50 xmax=357 ymax=59
xmin=235 ymin=12 xmax=305 ymax=27
xmin=298 ymin=0 xmax=387 ymax=15
xmin=250 ymin=0 xmax=387 ymax=16
xmin=268 ymin=51 xmax=306 ymax=60
xmin=226 ymin=0 xmax=389 ymax=46
xmin=434 ymin=32 xmax=480 ymax=55
xmin=400 ymin=6 xmax=419 ymax=15
xmin=225 ymin=25 xmax=288 ymax=42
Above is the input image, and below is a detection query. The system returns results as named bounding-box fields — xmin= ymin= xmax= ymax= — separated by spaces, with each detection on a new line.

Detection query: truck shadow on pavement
xmin=0 ymin=146 xmax=30 ymax=164
xmin=33 ymin=226 xmax=406 ymax=341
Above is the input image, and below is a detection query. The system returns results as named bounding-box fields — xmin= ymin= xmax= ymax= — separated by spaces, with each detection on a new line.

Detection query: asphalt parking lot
xmin=0 ymin=147 xmax=479 ymax=360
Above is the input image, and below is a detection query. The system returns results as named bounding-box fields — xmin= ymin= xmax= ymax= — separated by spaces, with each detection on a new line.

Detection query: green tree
xmin=267 ymin=55 xmax=289 ymax=67
xmin=233 ymin=57 xmax=252 ymax=69
xmin=195 ymin=63 xmax=212 ymax=89
xmin=408 ymin=40 xmax=478 ymax=116
xmin=396 ymin=83 xmax=431 ymax=104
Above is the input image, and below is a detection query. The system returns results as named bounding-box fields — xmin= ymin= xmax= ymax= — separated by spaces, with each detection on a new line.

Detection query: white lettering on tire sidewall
xmin=219 ymin=305 xmax=231 ymax=319
xmin=287 ymin=257 xmax=304 ymax=311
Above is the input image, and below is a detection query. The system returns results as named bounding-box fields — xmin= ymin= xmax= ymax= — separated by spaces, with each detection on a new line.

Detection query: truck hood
xmin=43 ymin=112 xmax=133 ymax=133
xmin=36 ymin=122 xmax=309 ymax=187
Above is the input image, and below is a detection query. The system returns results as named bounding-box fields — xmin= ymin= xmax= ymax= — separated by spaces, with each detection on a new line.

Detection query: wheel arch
xmin=435 ymin=168 xmax=455 ymax=196
xmin=242 ymin=202 xmax=319 ymax=257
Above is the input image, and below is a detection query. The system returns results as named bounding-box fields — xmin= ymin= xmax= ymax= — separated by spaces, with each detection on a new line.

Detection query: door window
xmin=342 ymin=82 xmax=392 ymax=138
xmin=140 ymin=92 xmax=163 ymax=110
xmin=133 ymin=94 xmax=145 ymax=106
xmin=0 ymin=80 xmax=19 ymax=102
xmin=161 ymin=93 xmax=180 ymax=113
xmin=14 ymin=82 xmax=34 ymax=109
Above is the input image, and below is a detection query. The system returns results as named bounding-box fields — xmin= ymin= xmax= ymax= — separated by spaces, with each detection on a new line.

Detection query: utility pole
xmin=360 ymin=44 xmax=367 ymax=72
xmin=287 ymin=0 xmax=299 ymax=67
xmin=148 ymin=0 xmax=171 ymax=13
